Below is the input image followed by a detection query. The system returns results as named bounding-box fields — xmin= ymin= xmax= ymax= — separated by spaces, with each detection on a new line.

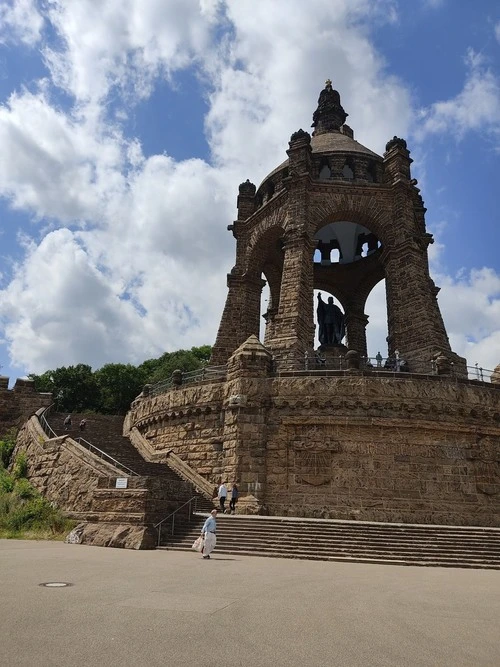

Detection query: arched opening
xmin=260 ymin=277 xmax=270 ymax=342
xmin=246 ymin=226 xmax=286 ymax=347
xmin=342 ymin=159 xmax=354 ymax=180
xmin=314 ymin=222 xmax=380 ymax=265
xmin=312 ymin=289 xmax=345 ymax=348
xmin=319 ymin=159 xmax=331 ymax=180
xmin=364 ymin=279 xmax=388 ymax=365
xmin=366 ymin=161 xmax=378 ymax=183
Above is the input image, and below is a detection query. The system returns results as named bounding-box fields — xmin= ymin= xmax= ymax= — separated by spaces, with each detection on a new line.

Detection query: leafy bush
xmin=14 ymin=478 xmax=36 ymax=500
xmin=0 ymin=429 xmax=17 ymax=468
xmin=0 ymin=468 xmax=72 ymax=538
xmin=0 ymin=470 xmax=14 ymax=493
xmin=29 ymin=345 xmax=212 ymax=415
xmin=12 ymin=453 xmax=27 ymax=480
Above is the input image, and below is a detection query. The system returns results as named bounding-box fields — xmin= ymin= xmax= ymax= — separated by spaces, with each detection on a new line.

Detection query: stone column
xmin=384 ymin=241 xmax=452 ymax=366
xmin=265 ymin=130 xmax=315 ymax=367
xmin=211 ymin=272 xmax=266 ymax=365
xmin=267 ymin=233 xmax=315 ymax=367
xmin=222 ymin=336 xmax=272 ymax=514
xmin=344 ymin=311 xmax=368 ymax=357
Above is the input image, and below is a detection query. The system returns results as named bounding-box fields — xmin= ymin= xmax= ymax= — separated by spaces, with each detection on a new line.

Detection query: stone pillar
xmin=211 ymin=272 xmax=266 ymax=365
xmin=267 ymin=233 xmax=315 ymax=367
xmin=382 ymin=136 xmax=466 ymax=373
xmin=344 ymin=311 xmax=368 ymax=357
xmin=265 ymin=130 xmax=315 ymax=367
xmin=384 ymin=242 xmax=452 ymax=366
xmin=222 ymin=336 xmax=272 ymax=514
xmin=236 ymin=180 xmax=256 ymax=220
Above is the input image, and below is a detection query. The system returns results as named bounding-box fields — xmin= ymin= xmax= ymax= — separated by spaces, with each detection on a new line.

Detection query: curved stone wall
xmin=129 ymin=380 xmax=225 ymax=481
xmin=128 ymin=371 xmax=500 ymax=526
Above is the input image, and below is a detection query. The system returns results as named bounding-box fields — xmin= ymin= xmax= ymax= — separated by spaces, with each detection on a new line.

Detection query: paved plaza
xmin=1 ymin=539 xmax=499 ymax=667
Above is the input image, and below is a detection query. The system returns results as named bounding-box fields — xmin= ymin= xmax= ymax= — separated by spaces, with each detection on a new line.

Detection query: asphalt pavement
xmin=1 ymin=539 xmax=499 ymax=667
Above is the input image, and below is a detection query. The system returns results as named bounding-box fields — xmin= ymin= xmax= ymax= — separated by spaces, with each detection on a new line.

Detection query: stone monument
xmin=128 ymin=82 xmax=500 ymax=526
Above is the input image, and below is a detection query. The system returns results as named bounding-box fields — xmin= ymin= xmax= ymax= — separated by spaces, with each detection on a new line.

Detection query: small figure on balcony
xmin=317 ymin=292 xmax=345 ymax=346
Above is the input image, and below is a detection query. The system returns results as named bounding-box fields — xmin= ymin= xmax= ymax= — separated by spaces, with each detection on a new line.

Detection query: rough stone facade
xmin=13 ymin=415 xmax=126 ymax=514
xmin=130 ymin=379 xmax=225 ymax=480
xmin=128 ymin=337 xmax=500 ymax=526
xmin=0 ymin=377 xmax=52 ymax=435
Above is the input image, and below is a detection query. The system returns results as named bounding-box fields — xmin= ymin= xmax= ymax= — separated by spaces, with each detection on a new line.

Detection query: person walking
xmin=63 ymin=414 xmax=72 ymax=430
xmin=229 ymin=483 xmax=239 ymax=514
xmin=79 ymin=419 xmax=86 ymax=432
xmin=218 ymin=482 xmax=227 ymax=513
xmin=201 ymin=509 xmax=217 ymax=559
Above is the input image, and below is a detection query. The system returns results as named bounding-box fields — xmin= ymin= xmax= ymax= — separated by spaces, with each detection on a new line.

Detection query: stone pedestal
xmin=313 ymin=344 xmax=348 ymax=369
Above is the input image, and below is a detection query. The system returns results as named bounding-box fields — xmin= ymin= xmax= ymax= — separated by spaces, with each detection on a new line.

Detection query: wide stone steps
xmin=158 ymin=514 xmax=500 ymax=569
xmin=47 ymin=412 xmax=214 ymax=513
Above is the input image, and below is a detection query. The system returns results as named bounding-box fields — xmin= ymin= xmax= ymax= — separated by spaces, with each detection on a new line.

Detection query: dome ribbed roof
xmin=310 ymin=131 xmax=379 ymax=158
xmin=259 ymin=82 xmax=381 ymax=188
xmin=261 ymin=132 xmax=380 ymax=186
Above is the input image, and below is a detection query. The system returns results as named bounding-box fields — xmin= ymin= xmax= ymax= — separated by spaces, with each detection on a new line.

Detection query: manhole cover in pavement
xmin=39 ymin=582 xmax=73 ymax=588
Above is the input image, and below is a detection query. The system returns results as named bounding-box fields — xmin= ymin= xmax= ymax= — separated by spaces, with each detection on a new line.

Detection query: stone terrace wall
xmin=13 ymin=415 xmax=123 ymax=514
xmin=127 ymin=369 xmax=500 ymax=526
xmin=129 ymin=380 xmax=224 ymax=483
xmin=262 ymin=375 xmax=500 ymax=525
xmin=0 ymin=377 xmax=52 ymax=434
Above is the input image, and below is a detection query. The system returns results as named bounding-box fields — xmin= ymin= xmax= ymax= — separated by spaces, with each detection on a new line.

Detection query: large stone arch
xmin=308 ymin=189 xmax=393 ymax=247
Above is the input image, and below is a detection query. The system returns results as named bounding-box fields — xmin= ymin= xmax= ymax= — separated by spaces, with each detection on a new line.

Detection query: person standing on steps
xmin=229 ymin=483 xmax=239 ymax=514
xmin=218 ymin=482 xmax=228 ymax=513
xmin=63 ymin=414 xmax=72 ymax=430
xmin=201 ymin=509 xmax=217 ymax=559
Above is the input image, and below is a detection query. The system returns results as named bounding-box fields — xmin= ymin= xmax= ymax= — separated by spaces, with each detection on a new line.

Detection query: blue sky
xmin=0 ymin=0 xmax=499 ymax=381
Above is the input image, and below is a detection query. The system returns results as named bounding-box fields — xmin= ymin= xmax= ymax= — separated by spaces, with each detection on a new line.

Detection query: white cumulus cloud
xmin=0 ymin=0 xmax=44 ymax=46
xmin=417 ymin=48 xmax=500 ymax=147
xmin=0 ymin=0 xmax=498 ymax=379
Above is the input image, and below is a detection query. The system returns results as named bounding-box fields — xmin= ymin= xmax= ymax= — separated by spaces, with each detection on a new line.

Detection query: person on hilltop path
xmin=229 ymin=483 xmax=239 ymax=514
xmin=201 ymin=509 xmax=218 ymax=559
xmin=79 ymin=419 xmax=86 ymax=432
xmin=63 ymin=414 xmax=72 ymax=430
xmin=218 ymin=482 xmax=228 ymax=513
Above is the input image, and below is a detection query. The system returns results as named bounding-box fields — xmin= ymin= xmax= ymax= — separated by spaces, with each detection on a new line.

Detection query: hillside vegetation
xmin=29 ymin=345 xmax=211 ymax=414
xmin=0 ymin=430 xmax=73 ymax=540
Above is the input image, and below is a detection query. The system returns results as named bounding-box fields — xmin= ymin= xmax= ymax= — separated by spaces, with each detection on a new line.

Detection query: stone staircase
xmin=159 ymin=513 xmax=500 ymax=569
xmin=47 ymin=412 xmax=214 ymax=513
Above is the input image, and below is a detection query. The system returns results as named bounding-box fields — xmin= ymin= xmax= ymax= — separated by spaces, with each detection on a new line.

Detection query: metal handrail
xmin=37 ymin=405 xmax=139 ymax=476
xmin=39 ymin=404 xmax=58 ymax=438
xmin=149 ymin=365 xmax=227 ymax=396
xmin=75 ymin=437 xmax=139 ymax=477
xmin=153 ymin=496 xmax=199 ymax=546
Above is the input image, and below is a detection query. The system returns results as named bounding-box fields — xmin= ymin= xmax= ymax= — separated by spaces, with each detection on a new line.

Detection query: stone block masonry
xmin=0 ymin=376 xmax=52 ymax=435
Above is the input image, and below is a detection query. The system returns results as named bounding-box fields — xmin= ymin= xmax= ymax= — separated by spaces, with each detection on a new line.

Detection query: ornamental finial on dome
xmin=311 ymin=80 xmax=348 ymax=135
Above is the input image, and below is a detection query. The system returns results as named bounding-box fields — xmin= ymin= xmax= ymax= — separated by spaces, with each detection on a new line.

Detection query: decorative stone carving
xmin=289 ymin=128 xmax=311 ymax=143
xmin=311 ymin=79 xmax=348 ymax=134
xmin=385 ymin=136 xmax=408 ymax=152
xmin=294 ymin=448 xmax=332 ymax=486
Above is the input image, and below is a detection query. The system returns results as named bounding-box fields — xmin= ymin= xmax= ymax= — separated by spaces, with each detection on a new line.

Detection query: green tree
xmin=28 ymin=344 xmax=213 ymax=414
xmin=94 ymin=363 xmax=146 ymax=414
xmin=140 ymin=346 xmax=212 ymax=384
xmin=30 ymin=364 xmax=100 ymax=412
